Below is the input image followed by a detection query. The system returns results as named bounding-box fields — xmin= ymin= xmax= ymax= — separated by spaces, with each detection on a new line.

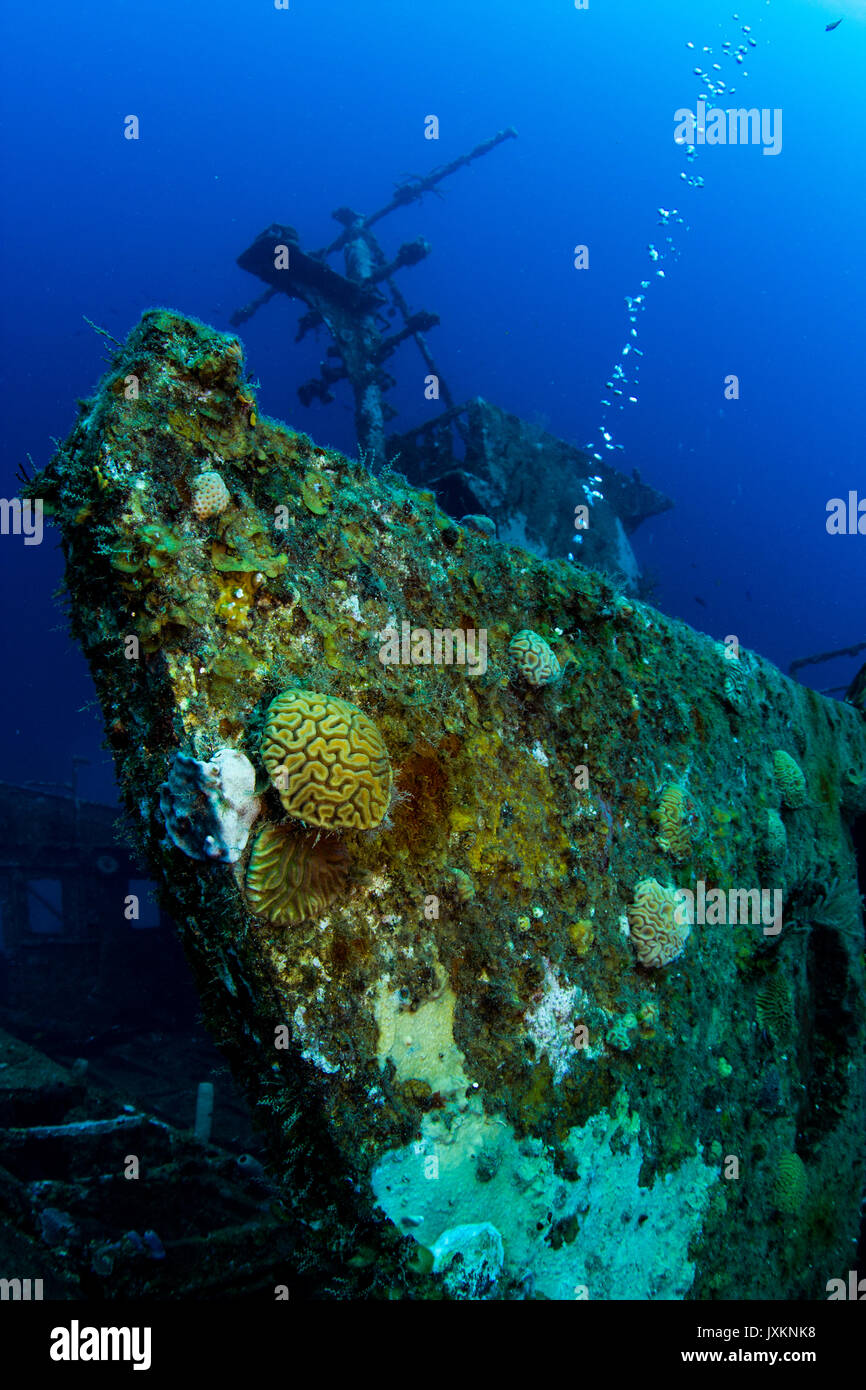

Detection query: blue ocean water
xmin=1 ymin=0 xmax=863 ymax=802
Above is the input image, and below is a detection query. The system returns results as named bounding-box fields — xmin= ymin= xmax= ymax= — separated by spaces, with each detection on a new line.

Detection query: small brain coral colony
xmin=627 ymin=877 xmax=691 ymax=969
xmin=192 ymin=469 xmax=231 ymax=520
xmin=244 ymin=823 xmax=349 ymax=926
xmin=720 ymin=646 xmax=749 ymax=711
xmin=772 ymin=749 xmax=808 ymax=809
xmin=261 ymin=689 xmax=392 ymax=830
xmin=655 ymin=783 xmax=691 ymax=860
xmin=508 ymin=629 xmax=561 ymax=686
xmin=773 ymin=1151 xmax=807 ymax=1215
xmin=755 ymin=972 xmax=793 ymax=1038
xmin=764 ymin=807 xmax=788 ymax=864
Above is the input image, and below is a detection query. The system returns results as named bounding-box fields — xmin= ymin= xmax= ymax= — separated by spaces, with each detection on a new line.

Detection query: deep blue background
xmin=1 ymin=0 xmax=863 ymax=804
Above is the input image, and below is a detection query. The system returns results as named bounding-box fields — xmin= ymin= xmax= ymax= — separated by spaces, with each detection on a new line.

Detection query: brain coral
xmin=447 ymin=867 xmax=476 ymax=903
xmin=719 ymin=646 xmax=749 ymax=711
xmin=262 ymin=689 xmax=392 ymax=829
xmin=773 ymin=749 xmax=808 ymax=809
xmin=192 ymin=469 xmax=230 ymax=520
xmin=244 ymin=822 xmax=349 ymax=925
xmin=764 ymin=807 xmax=787 ymax=863
xmin=655 ymin=783 xmax=691 ymax=860
xmin=627 ymin=877 xmax=691 ymax=969
xmin=755 ymin=972 xmax=793 ymax=1037
xmin=773 ymin=1151 xmax=807 ymax=1215
xmin=509 ymin=630 xmax=561 ymax=686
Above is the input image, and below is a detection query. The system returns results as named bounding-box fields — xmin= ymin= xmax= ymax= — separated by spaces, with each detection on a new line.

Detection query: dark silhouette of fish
xmin=694 ymin=595 xmax=707 ymax=608
xmin=826 ymin=18 xmax=843 ymax=31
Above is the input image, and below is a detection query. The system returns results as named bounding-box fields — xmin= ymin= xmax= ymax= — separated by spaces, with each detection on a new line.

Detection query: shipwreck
xmin=19 ymin=299 xmax=866 ymax=1299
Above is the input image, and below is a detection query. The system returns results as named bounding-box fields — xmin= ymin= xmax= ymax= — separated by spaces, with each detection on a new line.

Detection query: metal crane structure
xmin=232 ymin=127 xmax=517 ymax=469
xmin=231 ymin=128 xmax=673 ymax=591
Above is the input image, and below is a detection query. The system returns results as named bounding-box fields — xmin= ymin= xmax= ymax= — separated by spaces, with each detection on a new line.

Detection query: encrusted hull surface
xmin=31 ymin=310 xmax=866 ymax=1299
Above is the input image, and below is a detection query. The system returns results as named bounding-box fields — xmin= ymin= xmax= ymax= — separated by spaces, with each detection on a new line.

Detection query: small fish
xmin=694 ymin=595 xmax=707 ymax=608
xmin=826 ymin=18 xmax=843 ymax=31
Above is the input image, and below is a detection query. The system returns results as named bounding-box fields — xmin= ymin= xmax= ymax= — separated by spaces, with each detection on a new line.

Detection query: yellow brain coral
xmin=655 ymin=783 xmax=691 ymax=860
xmin=192 ymin=469 xmax=230 ymax=520
xmin=627 ymin=877 xmax=691 ymax=969
xmin=773 ymin=749 xmax=807 ymax=808
xmin=262 ymin=689 xmax=392 ymax=829
xmin=244 ymin=822 xmax=349 ymax=925
xmin=509 ymin=630 xmax=561 ymax=686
